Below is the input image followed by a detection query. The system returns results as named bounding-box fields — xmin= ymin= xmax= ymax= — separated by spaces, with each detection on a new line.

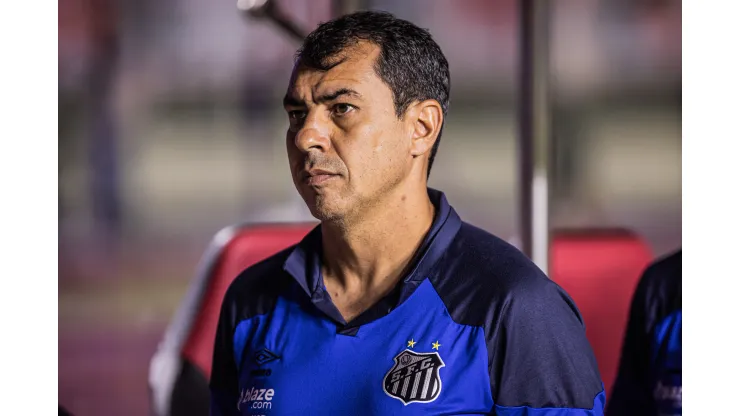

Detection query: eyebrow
xmin=283 ymin=88 xmax=362 ymax=108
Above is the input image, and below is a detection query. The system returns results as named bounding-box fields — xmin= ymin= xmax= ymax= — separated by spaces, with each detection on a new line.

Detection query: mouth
xmin=301 ymin=169 xmax=339 ymax=186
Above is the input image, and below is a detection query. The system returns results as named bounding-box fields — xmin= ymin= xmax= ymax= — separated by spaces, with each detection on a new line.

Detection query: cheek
xmin=336 ymin=115 xmax=407 ymax=180
xmin=371 ymin=123 xmax=408 ymax=163
xmin=351 ymin=126 xmax=387 ymax=168
xmin=353 ymin=130 xmax=405 ymax=179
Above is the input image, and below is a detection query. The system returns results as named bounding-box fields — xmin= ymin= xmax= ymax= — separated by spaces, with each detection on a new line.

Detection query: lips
xmin=306 ymin=169 xmax=336 ymax=177
xmin=301 ymin=169 xmax=339 ymax=185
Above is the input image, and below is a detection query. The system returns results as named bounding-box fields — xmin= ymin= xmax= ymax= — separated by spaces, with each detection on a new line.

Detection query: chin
xmin=309 ymin=210 xmax=341 ymax=223
xmin=298 ymin=192 xmax=342 ymax=221
xmin=307 ymin=201 xmax=346 ymax=222
xmin=296 ymin=184 xmax=346 ymax=218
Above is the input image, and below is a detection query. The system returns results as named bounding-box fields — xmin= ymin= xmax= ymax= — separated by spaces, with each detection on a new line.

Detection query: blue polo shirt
xmin=606 ymin=250 xmax=681 ymax=415
xmin=210 ymin=189 xmax=605 ymax=415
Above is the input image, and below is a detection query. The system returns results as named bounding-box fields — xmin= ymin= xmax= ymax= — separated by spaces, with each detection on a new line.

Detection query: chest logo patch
xmin=383 ymin=349 xmax=445 ymax=405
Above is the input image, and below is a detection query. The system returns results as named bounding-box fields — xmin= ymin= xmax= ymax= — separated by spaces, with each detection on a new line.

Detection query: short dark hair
xmin=296 ymin=11 xmax=450 ymax=178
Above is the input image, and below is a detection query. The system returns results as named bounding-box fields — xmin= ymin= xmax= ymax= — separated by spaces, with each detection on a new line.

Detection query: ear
xmin=406 ymin=99 xmax=443 ymax=158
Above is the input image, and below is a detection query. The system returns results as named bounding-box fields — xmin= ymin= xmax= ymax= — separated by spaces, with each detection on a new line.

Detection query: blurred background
xmin=58 ymin=0 xmax=681 ymax=414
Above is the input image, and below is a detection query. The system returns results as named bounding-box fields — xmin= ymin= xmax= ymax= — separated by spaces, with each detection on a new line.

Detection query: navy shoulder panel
xmin=428 ymin=222 xmax=604 ymax=411
xmin=428 ymin=222 xmax=559 ymax=327
xmin=220 ymin=246 xmax=296 ymax=326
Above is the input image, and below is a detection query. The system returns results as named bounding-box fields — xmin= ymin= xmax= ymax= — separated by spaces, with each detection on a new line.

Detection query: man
xmin=607 ymin=250 xmax=682 ymax=415
xmin=211 ymin=11 xmax=604 ymax=415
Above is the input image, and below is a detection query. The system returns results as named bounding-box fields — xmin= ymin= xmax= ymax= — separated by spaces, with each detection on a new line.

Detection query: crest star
xmin=407 ymin=339 xmax=417 ymax=348
xmin=432 ymin=341 xmax=441 ymax=350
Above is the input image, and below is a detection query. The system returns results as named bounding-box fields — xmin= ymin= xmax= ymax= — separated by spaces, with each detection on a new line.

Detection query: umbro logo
xmin=253 ymin=348 xmax=280 ymax=366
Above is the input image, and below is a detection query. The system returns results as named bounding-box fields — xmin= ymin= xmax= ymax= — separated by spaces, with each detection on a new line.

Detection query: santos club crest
xmin=383 ymin=349 xmax=445 ymax=405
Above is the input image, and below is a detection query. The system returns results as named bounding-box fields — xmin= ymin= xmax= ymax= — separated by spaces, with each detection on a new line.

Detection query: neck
xmin=320 ymin=184 xmax=435 ymax=293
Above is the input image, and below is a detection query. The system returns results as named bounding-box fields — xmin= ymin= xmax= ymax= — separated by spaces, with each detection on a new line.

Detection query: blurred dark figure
xmin=59 ymin=0 xmax=122 ymax=242
xmin=86 ymin=0 xmax=123 ymax=241
xmin=607 ymin=250 xmax=682 ymax=415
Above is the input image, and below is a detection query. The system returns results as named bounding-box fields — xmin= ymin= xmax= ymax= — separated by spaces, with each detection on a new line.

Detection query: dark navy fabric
xmin=606 ymin=250 xmax=682 ymax=416
xmin=210 ymin=189 xmax=605 ymax=415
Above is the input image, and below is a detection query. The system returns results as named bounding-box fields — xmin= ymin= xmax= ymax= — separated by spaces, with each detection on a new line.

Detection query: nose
xmin=293 ymin=111 xmax=332 ymax=153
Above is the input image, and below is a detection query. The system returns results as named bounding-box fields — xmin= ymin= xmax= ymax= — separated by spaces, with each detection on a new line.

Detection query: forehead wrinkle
xmin=289 ymin=44 xmax=384 ymax=106
xmin=312 ymin=79 xmax=364 ymax=100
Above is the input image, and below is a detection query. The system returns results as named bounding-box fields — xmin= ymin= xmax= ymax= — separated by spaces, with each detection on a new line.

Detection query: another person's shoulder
xmin=633 ymin=249 xmax=682 ymax=319
xmin=431 ymin=221 xmax=577 ymax=327
xmin=640 ymin=249 xmax=681 ymax=293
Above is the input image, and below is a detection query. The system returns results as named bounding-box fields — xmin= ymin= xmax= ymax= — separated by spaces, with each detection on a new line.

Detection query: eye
xmin=332 ymin=103 xmax=355 ymax=116
xmin=287 ymin=110 xmax=306 ymax=130
xmin=287 ymin=110 xmax=306 ymax=132
xmin=288 ymin=110 xmax=307 ymax=121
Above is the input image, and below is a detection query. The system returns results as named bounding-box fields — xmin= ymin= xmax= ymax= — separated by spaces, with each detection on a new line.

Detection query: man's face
xmin=284 ymin=42 xmax=411 ymax=222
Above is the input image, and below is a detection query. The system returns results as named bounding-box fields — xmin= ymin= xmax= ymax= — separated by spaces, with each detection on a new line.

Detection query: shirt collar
xmin=283 ymin=188 xmax=462 ymax=301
